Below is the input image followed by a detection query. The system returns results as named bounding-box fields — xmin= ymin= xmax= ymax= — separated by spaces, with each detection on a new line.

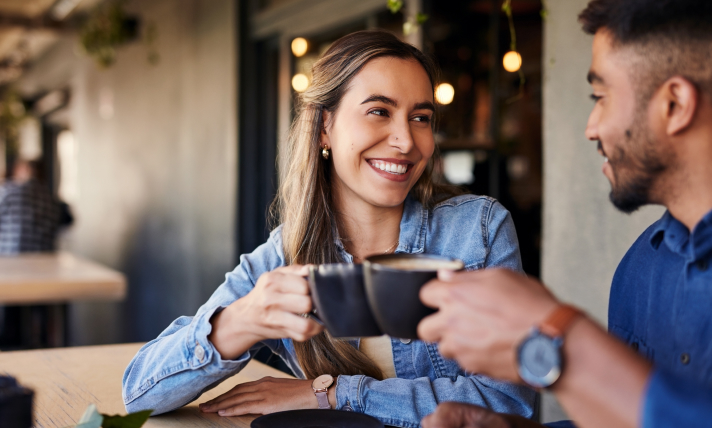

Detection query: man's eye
xmin=590 ymin=94 xmax=602 ymax=102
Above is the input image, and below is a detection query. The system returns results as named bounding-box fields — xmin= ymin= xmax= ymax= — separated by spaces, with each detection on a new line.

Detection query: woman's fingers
xmin=201 ymin=380 xmax=263 ymax=408
xmin=218 ymin=400 xmax=267 ymax=416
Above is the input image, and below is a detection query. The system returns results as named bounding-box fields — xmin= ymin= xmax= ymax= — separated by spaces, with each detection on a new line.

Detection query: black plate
xmin=251 ymin=409 xmax=384 ymax=428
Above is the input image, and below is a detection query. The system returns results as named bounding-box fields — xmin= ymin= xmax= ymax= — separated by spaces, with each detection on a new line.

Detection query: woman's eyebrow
xmin=360 ymin=95 xmax=435 ymax=112
xmin=361 ymin=94 xmax=397 ymax=106
xmin=413 ymin=101 xmax=435 ymax=112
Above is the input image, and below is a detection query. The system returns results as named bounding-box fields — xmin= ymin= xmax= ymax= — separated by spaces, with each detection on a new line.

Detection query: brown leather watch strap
xmin=539 ymin=304 xmax=583 ymax=338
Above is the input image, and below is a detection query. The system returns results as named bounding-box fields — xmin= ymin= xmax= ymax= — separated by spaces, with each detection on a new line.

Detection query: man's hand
xmin=422 ymin=402 xmax=544 ymax=428
xmin=418 ymin=268 xmax=559 ymax=381
xmin=199 ymin=377 xmax=318 ymax=416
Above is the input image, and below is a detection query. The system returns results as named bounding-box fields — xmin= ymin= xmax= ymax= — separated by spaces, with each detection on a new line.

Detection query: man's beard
xmin=605 ymin=120 xmax=668 ymax=214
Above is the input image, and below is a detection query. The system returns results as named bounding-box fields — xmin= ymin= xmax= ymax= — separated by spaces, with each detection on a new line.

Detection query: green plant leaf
xmin=415 ymin=12 xmax=429 ymax=25
xmin=67 ymin=404 xmax=103 ymax=428
xmin=387 ymin=0 xmax=403 ymax=14
xmin=100 ymin=410 xmax=153 ymax=428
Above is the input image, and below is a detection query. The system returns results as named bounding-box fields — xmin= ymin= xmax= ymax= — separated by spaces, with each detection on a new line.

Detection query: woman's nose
xmin=389 ymin=121 xmax=415 ymax=153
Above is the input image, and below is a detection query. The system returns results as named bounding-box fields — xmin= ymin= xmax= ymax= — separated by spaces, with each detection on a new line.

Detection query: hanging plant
xmin=79 ymin=0 xmax=159 ymax=68
xmin=387 ymin=0 xmax=429 ymax=37
xmin=0 ymin=90 xmax=28 ymax=159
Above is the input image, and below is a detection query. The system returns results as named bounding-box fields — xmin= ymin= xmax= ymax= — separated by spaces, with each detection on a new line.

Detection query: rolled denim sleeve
xmin=642 ymin=368 xmax=712 ymax=428
xmin=122 ymin=229 xmax=288 ymax=415
xmin=334 ymin=374 xmax=536 ymax=428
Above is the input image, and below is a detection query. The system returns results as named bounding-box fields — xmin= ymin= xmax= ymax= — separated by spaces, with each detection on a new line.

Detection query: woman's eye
xmin=413 ymin=115 xmax=432 ymax=123
xmin=590 ymin=94 xmax=602 ymax=103
xmin=369 ymin=108 xmax=389 ymax=117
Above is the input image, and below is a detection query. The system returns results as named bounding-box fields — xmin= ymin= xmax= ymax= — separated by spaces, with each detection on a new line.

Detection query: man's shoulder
xmin=619 ymin=215 xmax=668 ymax=266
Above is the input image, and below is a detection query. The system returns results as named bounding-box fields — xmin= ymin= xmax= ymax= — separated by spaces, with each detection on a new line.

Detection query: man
xmin=0 ymin=159 xmax=62 ymax=254
xmin=418 ymin=0 xmax=712 ymax=427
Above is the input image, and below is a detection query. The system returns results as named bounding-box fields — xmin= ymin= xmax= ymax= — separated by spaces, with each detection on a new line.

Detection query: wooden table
xmin=0 ymin=343 xmax=293 ymax=427
xmin=0 ymin=252 xmax=127 ymax=347
xmin=0 ymin=252 xmax=126 ymax=305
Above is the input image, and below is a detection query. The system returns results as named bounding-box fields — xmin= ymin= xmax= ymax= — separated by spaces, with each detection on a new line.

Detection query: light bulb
xmin=291 ymin=38 xmax=308 ymax=57
xmin=503 ymin=51 xmax=522 ymax=72
xmin=292 ymin=74 xmax=309 ymax=92
xmin=435 ymin=83 xmax=455 ymax=105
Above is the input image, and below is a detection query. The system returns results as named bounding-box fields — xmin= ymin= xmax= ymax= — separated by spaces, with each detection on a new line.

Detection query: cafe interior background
xmin=0 ymin=0 xmax=665 ymax=422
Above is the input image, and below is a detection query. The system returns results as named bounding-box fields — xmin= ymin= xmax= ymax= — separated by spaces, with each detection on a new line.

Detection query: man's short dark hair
xmin=579 ymin=0 xmax=712 ymax=103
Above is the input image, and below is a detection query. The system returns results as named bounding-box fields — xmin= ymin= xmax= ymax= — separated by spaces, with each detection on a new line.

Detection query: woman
xmin=122 ymin=30 xmax=536 ymax=427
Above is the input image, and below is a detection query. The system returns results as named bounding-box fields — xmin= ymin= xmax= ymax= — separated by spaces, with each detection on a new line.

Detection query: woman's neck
xmin=332 ymin=187 xmax=404 ymax=263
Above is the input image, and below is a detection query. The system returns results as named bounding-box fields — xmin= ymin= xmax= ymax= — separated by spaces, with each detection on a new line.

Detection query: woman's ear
xmin=321 ymin=110 xmax=332 ymax=146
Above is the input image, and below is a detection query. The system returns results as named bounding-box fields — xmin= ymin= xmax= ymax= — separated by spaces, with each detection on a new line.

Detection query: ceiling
xmin=0 ymin=0 xmax=103 ymax=87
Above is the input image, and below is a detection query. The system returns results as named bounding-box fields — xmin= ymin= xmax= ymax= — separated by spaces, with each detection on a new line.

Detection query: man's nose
xmin=585 ymin=109 xmax=599 ymax=141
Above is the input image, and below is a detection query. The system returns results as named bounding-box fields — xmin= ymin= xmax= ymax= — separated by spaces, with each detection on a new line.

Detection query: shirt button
xmin=696 ymin=260 xmax=708 ymax=272
xmin=680 ymin=353 xmax=690 ymax=365
xmin=400 ymin=338 xmax=412 ymax=344
xmin=195 ymin=344 xmax=205 ymax=362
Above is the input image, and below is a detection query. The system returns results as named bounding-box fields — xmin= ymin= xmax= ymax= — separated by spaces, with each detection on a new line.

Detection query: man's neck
xmin=663 ymin=127 xmax=712 ymax=231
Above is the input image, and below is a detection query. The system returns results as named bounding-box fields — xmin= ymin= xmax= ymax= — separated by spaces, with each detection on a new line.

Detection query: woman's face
xmin=322 ymin=57 xmax=435 ymax=209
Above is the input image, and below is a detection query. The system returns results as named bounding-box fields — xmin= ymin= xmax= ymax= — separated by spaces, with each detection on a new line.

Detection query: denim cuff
xmin=335 ymin=374 xmax=364 ymax=412
xmin=187 ymin=305 xmax=252 ymax=372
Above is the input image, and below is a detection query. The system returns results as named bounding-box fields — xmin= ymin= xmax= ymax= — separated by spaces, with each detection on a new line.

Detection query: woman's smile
xmin=367 ymin=158 xmax=414 ymax=182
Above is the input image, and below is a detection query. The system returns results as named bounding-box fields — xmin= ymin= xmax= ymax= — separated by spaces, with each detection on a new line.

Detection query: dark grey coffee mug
xmin=307 ymin=264 xmax=383 ymax=338
xmin=363 ymin=254 xmax=464 ymax=339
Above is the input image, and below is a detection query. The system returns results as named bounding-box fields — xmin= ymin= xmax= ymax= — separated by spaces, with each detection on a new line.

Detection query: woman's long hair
xmin=272 ymin=30 xmax=461 ymax=380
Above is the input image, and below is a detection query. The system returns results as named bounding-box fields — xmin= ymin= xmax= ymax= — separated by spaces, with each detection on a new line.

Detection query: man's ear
xmin=657 ymin=76 xmax=698 ymax=136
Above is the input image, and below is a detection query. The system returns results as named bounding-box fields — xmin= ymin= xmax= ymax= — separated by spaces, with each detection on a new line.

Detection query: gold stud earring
xmin=322 ymin=146 xmax=330 ymax=160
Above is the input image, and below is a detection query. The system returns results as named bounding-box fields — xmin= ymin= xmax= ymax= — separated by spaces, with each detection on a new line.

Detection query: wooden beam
xmin=0 ymin=13 xmax=69 ymax=31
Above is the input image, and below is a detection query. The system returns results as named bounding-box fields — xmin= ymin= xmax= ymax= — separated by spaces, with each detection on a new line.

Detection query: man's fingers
xmin=417 ymin=311 xmax=446 ymax=343
xmin=420 ymin=280 xmax=452 ymax=308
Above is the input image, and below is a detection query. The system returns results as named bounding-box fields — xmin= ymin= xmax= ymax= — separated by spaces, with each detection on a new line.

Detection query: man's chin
xmin=609 ymin=189 xmax=648 ymax=214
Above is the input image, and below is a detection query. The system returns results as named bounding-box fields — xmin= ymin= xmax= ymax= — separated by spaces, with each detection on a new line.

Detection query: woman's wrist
xmin=208 ymin=302 xmax=263 ymax=360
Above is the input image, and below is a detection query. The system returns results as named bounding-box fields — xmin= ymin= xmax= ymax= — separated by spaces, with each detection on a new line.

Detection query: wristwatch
xmin=516 ymin=304 xmax=582 ymax=389
xmin=311 ymin=374 xmax=334 ymax=409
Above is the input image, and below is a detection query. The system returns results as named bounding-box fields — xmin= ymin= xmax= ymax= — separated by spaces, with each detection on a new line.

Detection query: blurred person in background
xmin=0 ymin=159 xmax=69 ymax=254
xmin=0 ymin=159 xmax=72 ymax=349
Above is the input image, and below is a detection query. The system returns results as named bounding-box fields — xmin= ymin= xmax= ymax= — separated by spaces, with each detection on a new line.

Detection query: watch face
xmin=518 ymin=333 xmax=562 ymax=388
xmin=312 ymin=374 xmax=334 ymax=390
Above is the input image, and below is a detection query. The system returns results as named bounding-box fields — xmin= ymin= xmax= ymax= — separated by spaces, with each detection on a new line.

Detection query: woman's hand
xmin=208 ymin=265 xmax=324 ymax=360
xmin=199 ymin=377 xmax=317 ymax=416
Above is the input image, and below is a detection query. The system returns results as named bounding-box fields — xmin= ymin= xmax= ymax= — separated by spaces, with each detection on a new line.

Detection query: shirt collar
xmin=649 ymin=208 xmax=712 ymax=261
xmin=395 ymin=196 xmax=427 ymax=254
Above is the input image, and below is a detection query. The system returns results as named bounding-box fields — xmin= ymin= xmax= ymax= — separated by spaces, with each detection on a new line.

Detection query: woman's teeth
xmin=371 ymin=161 xmax=408 ymax=174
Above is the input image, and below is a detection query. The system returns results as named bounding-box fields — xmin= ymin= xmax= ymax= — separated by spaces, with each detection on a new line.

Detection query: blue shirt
xmin=122 ymin=195 xmax=537 ymax=428
xmin=547 ymin=209 xmax=712 ymax=427
xmin=609 ymin=209 xmax=712 ymax=428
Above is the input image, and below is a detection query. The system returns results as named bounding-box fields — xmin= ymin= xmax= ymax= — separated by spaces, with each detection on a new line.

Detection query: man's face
xmin=585 ymin=30 xmax=668 ymax=213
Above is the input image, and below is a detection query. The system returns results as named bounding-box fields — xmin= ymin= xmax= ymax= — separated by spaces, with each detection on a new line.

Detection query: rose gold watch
xmin=311 ymin=374 xmax=334 ymax=409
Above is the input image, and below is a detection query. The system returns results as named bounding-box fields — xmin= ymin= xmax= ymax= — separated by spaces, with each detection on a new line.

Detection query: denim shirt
xmin=608 ymin=210 xmax=712 ymax=428
xmin=122 ymin=194 xmax=537 ymax=427
xmin=545 ymin=209 xmax=712 ymax=428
